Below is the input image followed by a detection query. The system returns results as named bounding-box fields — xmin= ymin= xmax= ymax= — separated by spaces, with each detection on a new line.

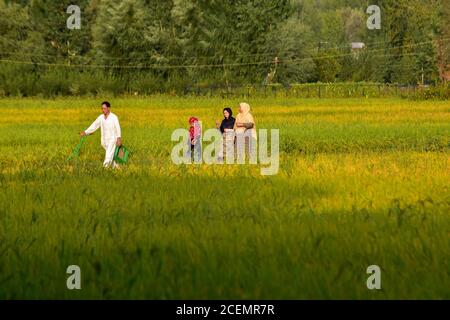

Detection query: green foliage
xmin=263 ymin=17 xmax=316 ymax=84
xmin=0 ymin=0 xmax=448 ymax=95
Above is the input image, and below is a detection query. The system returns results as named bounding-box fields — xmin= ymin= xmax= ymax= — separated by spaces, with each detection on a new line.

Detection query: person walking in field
xmin=234 ymin=102 xmax=257 ymax=162
xmin=80 ymin=101 xmax=122 ymax=168
xmin=216 ymin=107 xmax=236 ymax=162
xmin=187 ymin=116 xmax=202 ymax=163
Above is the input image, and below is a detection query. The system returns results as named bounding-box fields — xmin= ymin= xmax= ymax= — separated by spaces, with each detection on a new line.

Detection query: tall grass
xmin=0 ymin=97 xmax=449 ymax=299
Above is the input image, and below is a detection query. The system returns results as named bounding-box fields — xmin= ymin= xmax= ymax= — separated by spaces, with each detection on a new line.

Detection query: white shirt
xmin=85 ymin=112 xmax=121 ymax=146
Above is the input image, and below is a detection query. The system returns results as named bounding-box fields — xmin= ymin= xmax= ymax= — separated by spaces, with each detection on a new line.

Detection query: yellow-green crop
xmin=0 ymin=96 xmax=449 ymax=299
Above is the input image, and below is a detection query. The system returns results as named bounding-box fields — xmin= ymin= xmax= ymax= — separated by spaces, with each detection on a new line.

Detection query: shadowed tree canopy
xmin=0 ymin=0 xmax=448 ymax=95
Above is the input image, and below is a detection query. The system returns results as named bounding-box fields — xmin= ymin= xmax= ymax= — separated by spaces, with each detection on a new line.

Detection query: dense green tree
xmin=263 ymin=16 xmax=316 ymax=84
xmin=0 ymin=0 xmax=45 ymax=61
xmin=26 ymin=0 xmax=94 ymax=64
xmin=435 ymin=0 xmax=450 ymax=82
xmin=0 ymin=0 xmax=448 ymax=95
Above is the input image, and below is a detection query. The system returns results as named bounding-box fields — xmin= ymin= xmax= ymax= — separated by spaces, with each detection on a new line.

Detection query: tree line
xmin=0 ymin=0 xmax=449 ymax=96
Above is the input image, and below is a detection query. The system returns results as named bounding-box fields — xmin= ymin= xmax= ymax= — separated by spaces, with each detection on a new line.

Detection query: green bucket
xmin=114 ymin=145 xmax=130 ymax=164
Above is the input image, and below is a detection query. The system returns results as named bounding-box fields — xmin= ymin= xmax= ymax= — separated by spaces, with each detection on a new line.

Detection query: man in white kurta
xmin=81 ymin=101 xmax=122 ymax=168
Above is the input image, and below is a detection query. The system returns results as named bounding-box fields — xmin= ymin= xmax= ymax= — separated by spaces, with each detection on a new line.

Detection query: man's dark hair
xmin=101 ymin=101 xmax=111 ymax=108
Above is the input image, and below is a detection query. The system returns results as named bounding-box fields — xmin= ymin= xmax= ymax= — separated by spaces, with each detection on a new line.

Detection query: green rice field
xmin=0 ymin=96 xmax=449 ymax=299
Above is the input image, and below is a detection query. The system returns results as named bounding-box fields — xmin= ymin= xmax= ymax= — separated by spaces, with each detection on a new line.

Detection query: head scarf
xmin=235 ymin=102 xmax=257 ymax=139
xmin=238 ymin=103 xmax=250 ymax=116
xmin=188 ymin=117 xmax=201 ymax=140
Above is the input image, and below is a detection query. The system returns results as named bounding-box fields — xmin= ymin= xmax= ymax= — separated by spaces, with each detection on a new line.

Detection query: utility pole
xmin=265 ymin=56 xmax=279 ymax=85
xmin=421 ymin=66 xmax=424 ymax=86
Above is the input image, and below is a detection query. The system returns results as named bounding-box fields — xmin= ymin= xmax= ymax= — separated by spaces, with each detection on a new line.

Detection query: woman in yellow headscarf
xmin=234 ymin=102 xmax=257 ymax=162
xmin=234 ymin=102 xmax=257 ymax=139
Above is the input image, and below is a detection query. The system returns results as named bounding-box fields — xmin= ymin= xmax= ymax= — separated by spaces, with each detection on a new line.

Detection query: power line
xmin=0 ymin=37 xmax=447 ymax=63
xmin=0 ymin=38 xmax=446 ymax=69
xmin=0 ymin=52 xmax=426 ymax=70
